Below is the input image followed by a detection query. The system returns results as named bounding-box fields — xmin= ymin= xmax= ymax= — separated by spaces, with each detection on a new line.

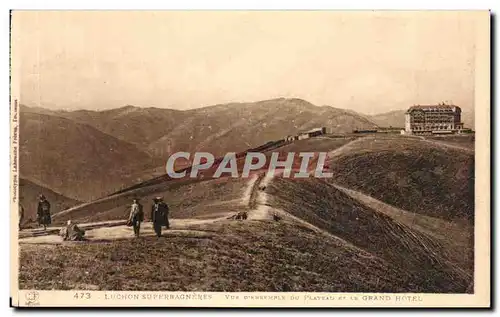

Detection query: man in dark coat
xmin=37 ymin=194 xmax=51 ymax=230
xmin=151 ymin=197 xmax=169 ymax=237
xmin=128 ymin=198 xmax=144 ymax=237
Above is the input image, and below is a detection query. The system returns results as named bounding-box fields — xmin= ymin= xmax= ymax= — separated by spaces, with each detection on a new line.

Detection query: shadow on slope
xmin=52 ymin=176 xmax=250 ymax=224
xmin=266 ymin=177 xmax=472 ymax=293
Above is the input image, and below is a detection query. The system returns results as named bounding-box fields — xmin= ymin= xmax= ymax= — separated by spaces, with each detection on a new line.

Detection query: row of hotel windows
xmin=410 ymin=120 xmax=455 ymax=125
xmin=411 ymin=125 xmax=455 ymax=131
xmin=410 ymin=115 xmax=455 ymax=120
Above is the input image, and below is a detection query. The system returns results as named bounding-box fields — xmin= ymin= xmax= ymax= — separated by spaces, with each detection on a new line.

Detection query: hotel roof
xmin=407 ymin=104 xmax=460 ymax=112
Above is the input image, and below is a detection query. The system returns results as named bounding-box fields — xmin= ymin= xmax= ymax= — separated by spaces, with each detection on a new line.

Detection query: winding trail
xmin=326 ymin=136 xmax=368 ymax=160
xmin=418 ymin=137 xmax=474 ymax=154
xmin=329 ymin=181 xmax=473 ymax=280
xmin=244 ymin=172 xmax=272 ymax=220
xmin=241 ymin=173 xmax=261 ymax=208
xmin=329 ymin=183 xmax=469 ymax=240
xmin=18 ymin=216 xmax=230 ymax=244
xmin=242 ymin=136 xmax=366 ymax=221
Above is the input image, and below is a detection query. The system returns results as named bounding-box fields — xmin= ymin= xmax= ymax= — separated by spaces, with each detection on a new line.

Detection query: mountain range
xmin=18 ymin=98 xmax=474 ymax=203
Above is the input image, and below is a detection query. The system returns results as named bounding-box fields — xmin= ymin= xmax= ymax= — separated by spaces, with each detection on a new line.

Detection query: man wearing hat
xmin=128 ymin=198 xmax=144 ymax=237
xmin=37 ymin=194 xmax=51 ymax=230
xmin=151 ymin=196 xmax=169 ymax=237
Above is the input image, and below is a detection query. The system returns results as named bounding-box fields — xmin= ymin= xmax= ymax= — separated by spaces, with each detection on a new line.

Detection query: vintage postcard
xmin=9 ymin=10 xmax=490 ymax=308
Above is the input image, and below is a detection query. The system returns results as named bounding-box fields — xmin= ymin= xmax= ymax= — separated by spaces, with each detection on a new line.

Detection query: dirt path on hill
xmin=330 ymin=183 xmax=469 ymax=239
xmin=419 ymin=138 xmax=474 ymax=153
xmin=234 ymin=167 xmax=383 ymax=260
xmin=243 ymin=137 xmax=365 ymax=221
xmin=327 ymin=182 xmax=473 ymax=280
xmin=244 ymin=171 xmax=284 ymax=220
xmin=21 ymin=174 xmax=267 ymax=244
xmin=326 ymin=136 xmax=368 ymax=159
xmin=18 ymin=217 xmax=229 ymax=244
xmin=241 ymin=173 xmax=262 ymax=209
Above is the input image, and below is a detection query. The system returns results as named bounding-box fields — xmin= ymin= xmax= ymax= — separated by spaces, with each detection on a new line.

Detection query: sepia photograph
xmin=9 ymin=10 xmax=490 ymax=308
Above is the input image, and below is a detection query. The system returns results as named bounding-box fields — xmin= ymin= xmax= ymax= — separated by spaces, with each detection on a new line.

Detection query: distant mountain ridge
xmin=19 ymin=98 xmax=377 ymax=200
xmin=21 ymin=97 xmax=377 ymax=157
xmin=19 ymin=98 xmax=473 ymax=201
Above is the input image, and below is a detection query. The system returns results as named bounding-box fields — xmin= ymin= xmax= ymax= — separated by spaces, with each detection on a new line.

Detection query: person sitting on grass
xmin=59 ymin=220 xmax=86 ymax=241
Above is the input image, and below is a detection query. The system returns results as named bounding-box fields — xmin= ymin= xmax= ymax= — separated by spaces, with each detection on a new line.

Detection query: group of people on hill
xmin=18 ymin=194 xmax=170 ymax=240
xmin=18 ymin=194 xmax=85 ymax=241
xmin=127 ymin=196 xmax=170 ymax=238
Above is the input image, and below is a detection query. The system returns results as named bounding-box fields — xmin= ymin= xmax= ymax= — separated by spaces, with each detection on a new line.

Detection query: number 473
xmin=74 ymin=292 xmax=91 ymax=299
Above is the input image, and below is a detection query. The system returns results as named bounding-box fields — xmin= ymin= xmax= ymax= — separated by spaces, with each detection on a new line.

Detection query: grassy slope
xmin=53 ymin=137 xmax=354 ymax=224
xmin=19 ymin=178 xmax=82 ymax=225
xmin=266 ymin=177 xmax=472 ymax=292
xmin=327 ymin=135 xmax=474 ymax=223
xmin=18 ymin=136 xmax=474 ymax=293
xmin=52 ymin=176 xmax=249 ymax=224
xmin=18 ymin=219 xmax=467 ymax=292
xmin=424 ymin=135 xmax=475 ymax=150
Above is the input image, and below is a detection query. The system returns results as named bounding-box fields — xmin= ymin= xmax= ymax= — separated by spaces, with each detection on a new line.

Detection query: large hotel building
xmin=404 ymin=104 xmax=464 ymax=135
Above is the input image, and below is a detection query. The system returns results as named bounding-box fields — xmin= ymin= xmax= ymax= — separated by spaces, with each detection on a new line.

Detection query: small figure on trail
xmin=151 ymin=197 xmax=169 ymax=237
xmin=236 ymin=211 xmax=248 ymax=220
xmin=59 ymin=220 xmax=86 ymax=241
xmin=227 ymin=211 xmax=248 ymax=220
xmin=273 ymin=213 xmax=282 ymax=222
xmin=19 ymin=203 xmax=24 ymax=230
xmin=37 ymin=194 xmax=51 ymax=230
xmin=127 ymin=198 xmax=144 ymax=237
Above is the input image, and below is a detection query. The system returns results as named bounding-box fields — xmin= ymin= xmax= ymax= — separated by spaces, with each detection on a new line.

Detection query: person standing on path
xmin=128 ymin=198 xmax=144 ymax=237
xmin=151 ymin=197 xmax=169 ymax=237
xmin=37 ymin=194 xmax=51 ymax=230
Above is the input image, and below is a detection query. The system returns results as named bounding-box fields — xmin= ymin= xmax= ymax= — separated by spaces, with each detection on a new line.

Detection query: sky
xmin=12 ymin=11 xmax=482 ymax=115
